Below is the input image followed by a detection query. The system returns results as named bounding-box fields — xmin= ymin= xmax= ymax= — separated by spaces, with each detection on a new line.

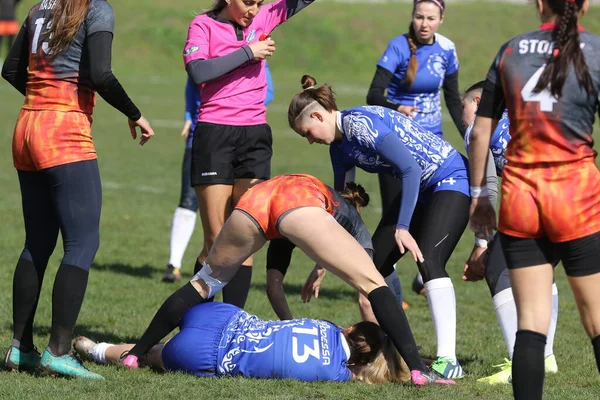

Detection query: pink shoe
xmin=121 ymin=354 xmax=139 ymax=370
xmin=411 ymin=369 xmax=456 ymax=385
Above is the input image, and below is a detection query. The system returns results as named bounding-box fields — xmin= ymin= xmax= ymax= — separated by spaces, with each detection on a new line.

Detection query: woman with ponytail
xmin=365 ymin=0 xmax=463 ymax=300
xmin=76 ymin=304 xmax=409 ymax=384
xmin=289 ymin=75 xmax=471 ymax=380
xmin=468 ymin=0 xmax=600 ymax=398
xmin=180 ymin=0 xmax=317 ymax=308
xmin=2 ymin=0 xmax=154 ymax=380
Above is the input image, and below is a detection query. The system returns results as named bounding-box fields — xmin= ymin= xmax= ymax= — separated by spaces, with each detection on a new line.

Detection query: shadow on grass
xmin=3 ymin=324 xmax=139 ymax=345
xmin=250 ymin=282 xmax=357 ymax=301
xmin=91 ymin=262 xmax=158 ymax=279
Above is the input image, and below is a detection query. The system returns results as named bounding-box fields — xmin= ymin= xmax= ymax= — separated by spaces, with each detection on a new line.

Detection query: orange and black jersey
xmin=2 ymin=0 xmax=140 ymax=120
xmin=477 ymin=24 xmax=600 ymax=165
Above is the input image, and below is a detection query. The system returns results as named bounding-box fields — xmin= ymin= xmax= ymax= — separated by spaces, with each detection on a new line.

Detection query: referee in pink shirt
xmin=181 ymin=0 xmax=315 ymax=307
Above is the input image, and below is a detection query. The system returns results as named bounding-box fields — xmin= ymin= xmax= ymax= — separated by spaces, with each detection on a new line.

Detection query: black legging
xmin=484 ymin=234 xmax=512 ymax=296
xmin=373 ymin=190 xmax=470 ymax=282
xmin=378 ymin=171 xmax=401 ymax=216
xmin=12 ymin=159 xmax=101 ymax=355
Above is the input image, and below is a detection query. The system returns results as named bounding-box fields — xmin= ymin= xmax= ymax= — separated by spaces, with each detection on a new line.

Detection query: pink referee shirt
xmin=183 ymin=0 xmax=288 ymax=126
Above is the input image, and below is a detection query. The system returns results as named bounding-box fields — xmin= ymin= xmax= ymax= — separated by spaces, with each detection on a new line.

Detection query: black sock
xmin=368 ymin=286 xmax=426 ymax=371
xmin=592 ymin=335 xmax=600 ymax=373
xmin=222 ymin=265 xmax=252 ymax=308
xmin=48 ymin=264 xmax=89 ymax=356
xmin=193 ymin=259 xmax=202 ymax=274
xmin=129 ymin=282 xmax=204 ymax=358
xmin=512 ymin=330 xmax=546 ymax=400
xmin=12 ymin=257 xmax=46 ymax=351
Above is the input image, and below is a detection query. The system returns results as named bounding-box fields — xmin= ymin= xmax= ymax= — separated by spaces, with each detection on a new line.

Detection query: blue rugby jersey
xmin=217 ymin=311 xmax=352 ymax=382
xmin=330 ymin=105 xmax=464 ymax=228
xmin=377 ymin=33 xmax=459 ymax=135
xmin=464 ymin=110 xmax=511 ymax=175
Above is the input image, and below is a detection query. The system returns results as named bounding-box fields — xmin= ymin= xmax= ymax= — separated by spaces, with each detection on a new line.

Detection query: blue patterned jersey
xmin=217 ymin=311 xmax=352 ymax=382
xmin=331 ymin=106 xmax=458 ymax=192
xmin=464 ymin=110 xmax=511 ymax=175
xmin=377 ymin=33 xmax=459 ymax=135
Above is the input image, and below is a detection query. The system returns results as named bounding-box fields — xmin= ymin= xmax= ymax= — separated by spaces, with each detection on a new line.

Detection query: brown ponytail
xmin=47 ymin=0 xmax=91 ymax=61
xmin=340 ymin=182 xmax=370 ymax=211
xmin=404 ymin=23 xmax=419 ymax=88
xmin=534 ymin=0 xmax=594 ymax=97
xmin=288 ymin=74 xmax=339 ymax=129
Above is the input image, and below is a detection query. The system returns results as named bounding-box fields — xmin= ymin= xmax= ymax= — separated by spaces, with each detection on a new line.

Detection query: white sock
xmin=168 ymin=207 xmax=197 ymax=269
xmin=384 ymin=270 xmax=403 ymax=308
xmin=91 ymin=342 xmax=112 ymax=364
xmin=425 ymin=277 xmax=456 ymax=359
xmin=545 ymin=283 xmax=559 ymax=358
xmin=492 ymin=287 xmax=518 ymax=360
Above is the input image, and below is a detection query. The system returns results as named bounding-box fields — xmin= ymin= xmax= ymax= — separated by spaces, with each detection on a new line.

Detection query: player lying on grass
xmin=122 ymin=173 xmax=454 ymax=385
xmin=75 ymin=302 xmax=410 ymax=383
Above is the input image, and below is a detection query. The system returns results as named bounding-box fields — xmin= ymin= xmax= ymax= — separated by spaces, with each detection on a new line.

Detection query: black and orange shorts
xmin=499 ymin=160 xmax=600 ymax=243
xmin=234 ymin=174 xmax=335 ymax=240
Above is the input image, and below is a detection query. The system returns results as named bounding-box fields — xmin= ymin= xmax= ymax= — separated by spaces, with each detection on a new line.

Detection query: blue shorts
xmin=161 ymin=302 xmax=241 ymax=377
xmin=420 ymin=153 xmax=470 ymax=204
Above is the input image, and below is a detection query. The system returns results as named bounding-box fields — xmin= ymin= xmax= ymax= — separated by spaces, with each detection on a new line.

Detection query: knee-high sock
xmin=168 ymin=207 xmax=197 ymax=269
xmin=384 ymin=270 xmax=403 ymax=306
xmin=492 ymin=287 xmax=518 ymax=359
xmin=425 ymin=277 xmax=456 ymax=359
xmin=222 ymin=265 xmax=252 ymax=308
xmin=545 ymin=283 xmax=558 ymax=358
xmin=12 ymin=257 xmax=46 ymax=351
xmin=512 ymin=330 xmax=546 ymax=400
xmin=129 ymin=283 xmax=204 ymax=358
xmin=49 ymin=264 xmax=89 ymax=356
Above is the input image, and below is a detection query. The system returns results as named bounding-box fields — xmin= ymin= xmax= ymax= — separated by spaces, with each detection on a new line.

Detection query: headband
xmin=414 ymin=0 xmax=444 ymax=12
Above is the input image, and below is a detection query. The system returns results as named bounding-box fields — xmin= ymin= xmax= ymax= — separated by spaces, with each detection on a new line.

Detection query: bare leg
xmin=192 ymin=210 xmax=266 ymax=298
xmin=567 ymin=272 xmax=600 ymax=339
xmin=278 ymin=207 xmax=385 ymax=296
xmin=104 ymin=343 xmax=165 ymax=370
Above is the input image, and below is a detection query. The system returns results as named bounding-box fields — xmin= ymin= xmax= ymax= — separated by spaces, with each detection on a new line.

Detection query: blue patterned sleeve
xmin=264 ymin=62 xmax=274 ymax=106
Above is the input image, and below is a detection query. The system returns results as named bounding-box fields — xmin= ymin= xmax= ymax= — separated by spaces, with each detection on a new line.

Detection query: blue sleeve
xmin=264 ymin=62 xmax=274 ymax=106
xmin=330 ymin=145 xmax=352 ymax=192
xmin=376 ymin=134 xmax=421 ymax=230
xmin=377 ymin=36 xmax=407 ymax=75
xmin=184 ymin=77 xmax=196 ymax=121
xmin=445 ymin=44 xmax=459 ymax=76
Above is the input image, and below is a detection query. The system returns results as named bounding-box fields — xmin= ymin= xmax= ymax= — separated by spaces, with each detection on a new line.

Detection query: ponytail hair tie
xmin=304 ymin=85 xmax=315 ymax=91
xmin=553 ymin=48 xmax=560 ymax=57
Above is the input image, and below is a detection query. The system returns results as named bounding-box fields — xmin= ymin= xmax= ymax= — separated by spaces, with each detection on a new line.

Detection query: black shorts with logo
xmin=191 ymin=122 xmax=272 ymax=185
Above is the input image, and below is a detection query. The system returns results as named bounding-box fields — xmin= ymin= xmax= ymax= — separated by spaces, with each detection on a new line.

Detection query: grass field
xmin=2 ymin=1 xmax=600 ymax=399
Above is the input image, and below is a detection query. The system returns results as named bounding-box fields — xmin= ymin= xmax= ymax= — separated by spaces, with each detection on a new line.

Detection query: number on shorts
xmin=520 ymin=64 xmax=558 ymax=112
xmin=292 ymin=326 xmax=320 ymax=363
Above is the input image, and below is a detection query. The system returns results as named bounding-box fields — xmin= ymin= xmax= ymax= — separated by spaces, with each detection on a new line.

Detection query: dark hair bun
xmin=344 ymin=182 xmax=370 ymax=208
xmin=301 ymin=75 xmax=317 ymax=90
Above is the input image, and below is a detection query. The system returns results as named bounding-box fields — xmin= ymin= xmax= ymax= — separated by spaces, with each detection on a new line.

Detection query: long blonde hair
xmin=354 ymin=337 xmax=411 ymax=384
xmin=47 ymin=0 xmax=91 ymax=60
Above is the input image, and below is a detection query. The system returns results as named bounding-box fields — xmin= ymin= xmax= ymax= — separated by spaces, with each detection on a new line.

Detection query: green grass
xmin=2 ymin=0 xmax=600 ymax=398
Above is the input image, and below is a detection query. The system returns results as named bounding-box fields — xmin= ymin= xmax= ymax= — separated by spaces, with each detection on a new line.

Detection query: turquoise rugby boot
xmin=40 ymin=348 xmax=104 ymax=380
xmin=4 ymin=346 xmax=41 ymax=371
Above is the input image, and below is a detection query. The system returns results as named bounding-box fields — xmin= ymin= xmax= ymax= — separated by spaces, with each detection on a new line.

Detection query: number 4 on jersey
xmin=521 ymin=64 xmax=558 ymax=112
